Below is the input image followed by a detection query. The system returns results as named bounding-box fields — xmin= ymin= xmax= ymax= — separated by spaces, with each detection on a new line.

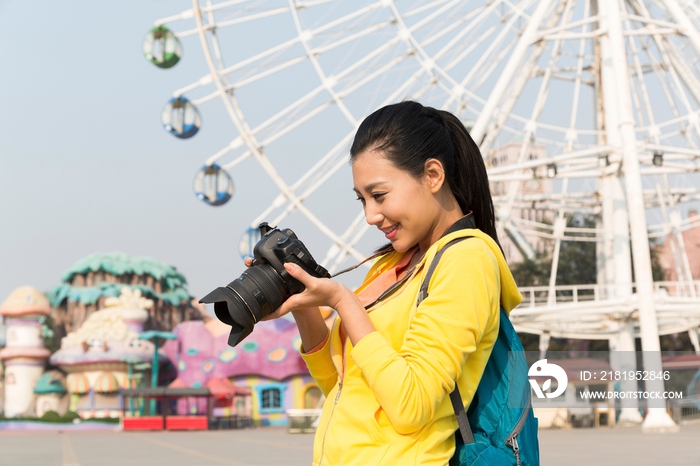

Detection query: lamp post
xmin=139 ymin=331 xmax=176 ymax=415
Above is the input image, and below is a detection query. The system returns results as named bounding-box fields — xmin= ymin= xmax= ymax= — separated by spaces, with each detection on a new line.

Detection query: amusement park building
xmin=0 ymin=287 xmax=52 ymax=417
xmin=657 ymin=210 xmax=700 ymax=281
xmin=162 ymin=318 xmax=321 ymax=426
xmin=48 ymin=252 xmax=202 ymax=341
xmin=50 ymin=289 xmax=160 ymax=419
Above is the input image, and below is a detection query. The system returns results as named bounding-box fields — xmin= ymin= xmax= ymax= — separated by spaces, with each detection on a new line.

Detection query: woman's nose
xmin=364 ymin=205 xmax=383 ymax=226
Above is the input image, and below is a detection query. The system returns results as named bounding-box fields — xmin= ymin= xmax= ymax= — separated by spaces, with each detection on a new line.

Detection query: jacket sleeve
xmin=300 ymin=331 xmax=339 ymax=397
xmin=350 ymin=241 xmax=500 ymax=434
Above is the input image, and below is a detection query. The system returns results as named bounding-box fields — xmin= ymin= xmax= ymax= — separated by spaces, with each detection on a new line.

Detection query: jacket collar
xmin=442 ymin=213 xmax=476 ymax=237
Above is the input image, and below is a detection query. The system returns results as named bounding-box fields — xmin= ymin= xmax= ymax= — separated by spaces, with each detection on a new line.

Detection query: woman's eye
xmin=372 ymin=193 xmax=386 ymax=200
xmin=355 ymin=196 xmax=365 ymax=204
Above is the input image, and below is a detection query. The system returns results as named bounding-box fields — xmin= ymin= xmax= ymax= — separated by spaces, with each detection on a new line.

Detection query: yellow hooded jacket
xmin=301 ymin=227 xmax=522 ymax=465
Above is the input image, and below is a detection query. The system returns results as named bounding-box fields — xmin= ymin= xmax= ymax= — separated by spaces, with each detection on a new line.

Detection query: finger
xmin=244 ymin=258 xmax=253 ymax=267
xmin=262 ymin=296 xmax=298 ymax=321
xmin=261 ymin=308 xmax=284 ymax=321
xmin=284 ymin=262 xmax=313 ymax=285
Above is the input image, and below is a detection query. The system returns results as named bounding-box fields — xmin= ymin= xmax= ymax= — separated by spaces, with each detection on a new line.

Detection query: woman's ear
xmin=423 ymin=158 xmax=447 ymax=193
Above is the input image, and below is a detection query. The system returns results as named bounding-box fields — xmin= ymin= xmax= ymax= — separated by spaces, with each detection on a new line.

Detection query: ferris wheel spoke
xmin=311 ymin=18 xmax=397 ymax=56
xmin=321 ymin=211 xmax=371 ymax=272
xmin=249 ymin=85 xmax=327 ymax=135
xmin=251 ymin=132 xmax=355 ymax=228
xmin=191 ymin=1 xmax=366 ymax=262
xmin=214 ymin=6 xmax=292 ymax=29
xmin=497 ymin=4 xmax=573 ymax=236
xmin=563 ymin=0 xmax=592 ymax=150
xmin=441 ymin=1 xmax=528 ymax=92
xmin=175 ymin=5 xmax=292 ymax=37
xmin=175 ymin=35 xmax=303 ymax=103
xmin=625 ymin=14 xmax=662 ymax=140
xmin=205 ymin=137 xmax=244 ymax=166
xmin=462 ymin=2 xmax=565 ymax=150
xmin=260 ymin=101 xmax=335 ymax=147
xmin=470 ymin=0 xmax=558 ymax=146
xmin=338 ymin=54 xmax=414 ymax=98
xmin=409 ymin=4 xmax=488 ymax=50
xmin=234 ymin=55 xmax=310 ymax=89
xmin=288 ymin=0 xmax=361 ymax=127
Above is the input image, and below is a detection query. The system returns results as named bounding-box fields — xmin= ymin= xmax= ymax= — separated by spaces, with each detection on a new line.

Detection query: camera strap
xmin=329 ymin=245 xmax=394 ymax=279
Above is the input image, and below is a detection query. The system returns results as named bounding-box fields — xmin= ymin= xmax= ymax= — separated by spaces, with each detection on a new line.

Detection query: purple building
xmin=162 ymin=317 xmax=322 ymax=426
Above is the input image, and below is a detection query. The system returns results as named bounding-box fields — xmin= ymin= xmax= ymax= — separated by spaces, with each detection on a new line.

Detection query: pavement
xmin=0 ymin=423 xmax=699 ymax=465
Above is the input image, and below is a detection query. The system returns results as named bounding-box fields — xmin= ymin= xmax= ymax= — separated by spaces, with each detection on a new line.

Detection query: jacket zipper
xmin=318 ymin=331 xmax=347 ymax=465
xmin=505 ymin=395 xmax=530 ymax=466
xmin=318 ymin=381 xmax=342 ymax=465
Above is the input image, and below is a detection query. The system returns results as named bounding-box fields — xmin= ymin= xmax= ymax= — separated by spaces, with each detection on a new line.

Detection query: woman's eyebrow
xmin=354 ymin=181 xmax=387 ymax=193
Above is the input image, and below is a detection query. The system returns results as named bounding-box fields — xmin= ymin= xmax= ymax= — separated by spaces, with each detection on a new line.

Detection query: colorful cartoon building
xmin=162 ymin=317 xmax=321 ymax=426
xmin=34 ymin=371 xmax=69 ymax=417
xmin=48 ymin=252 xmax=201 ymax=341
xmin=50 ymin=288 xmax=161 ymax=419
xmin=0 ymin=287 xmax=52 ymax=417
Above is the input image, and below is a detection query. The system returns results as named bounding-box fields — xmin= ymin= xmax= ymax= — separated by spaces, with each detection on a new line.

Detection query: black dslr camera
xmin=200 ymin=223 xmax=331 ymax=346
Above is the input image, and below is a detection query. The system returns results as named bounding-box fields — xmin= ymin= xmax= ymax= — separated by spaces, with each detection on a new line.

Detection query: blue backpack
xmin=418 ymin=238 xmax=540 ymax=466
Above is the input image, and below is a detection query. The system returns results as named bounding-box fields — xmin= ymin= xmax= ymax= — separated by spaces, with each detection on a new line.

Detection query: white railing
xmin=517 ymin=281 xmax=700 ymax=308
xmin=286 ymin=408 xmax=322 ymax=433
xmin=670 ymin=397 xmax=700 ymax=425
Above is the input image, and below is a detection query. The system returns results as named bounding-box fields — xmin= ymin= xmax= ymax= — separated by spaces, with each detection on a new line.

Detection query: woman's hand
xmin=262 ymin=262 xmax=350 ymax=321
xmin=275 ymin=263 xmax=376 ymax=346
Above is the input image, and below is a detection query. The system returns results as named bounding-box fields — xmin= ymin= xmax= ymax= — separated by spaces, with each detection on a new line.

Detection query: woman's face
xmin=352 ymin=150 xmax=447 ymax=253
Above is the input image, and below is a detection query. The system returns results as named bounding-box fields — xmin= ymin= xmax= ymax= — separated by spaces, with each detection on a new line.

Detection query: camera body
xmin=200 ymin=223 xmax=330 ymax=347
xmin=251 ymin=223 xmax=331 ymax=295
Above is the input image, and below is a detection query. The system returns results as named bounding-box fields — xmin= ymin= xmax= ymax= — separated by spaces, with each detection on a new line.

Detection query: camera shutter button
xmin=276 ymin=236 xmax=290 ymax=246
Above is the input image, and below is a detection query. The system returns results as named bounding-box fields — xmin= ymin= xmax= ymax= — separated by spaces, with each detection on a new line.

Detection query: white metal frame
xmin=149 ymin=0 xmax=700 ymax=431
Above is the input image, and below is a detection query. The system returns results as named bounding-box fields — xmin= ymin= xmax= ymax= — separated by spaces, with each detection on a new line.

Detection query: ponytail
xmin=350 ymin=101 xmax=501 ymax=250
xmin=438 ymin=110 xmax=500 ymax=247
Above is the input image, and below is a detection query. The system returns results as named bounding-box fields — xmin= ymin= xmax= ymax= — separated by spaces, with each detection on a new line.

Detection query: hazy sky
xmin=3 ymin=1 xmax=698 ymax=313
xmin=0 ymin=0 xmax=385 ymax=313
xmin=0 ymin=0 xmax=290 ymax=305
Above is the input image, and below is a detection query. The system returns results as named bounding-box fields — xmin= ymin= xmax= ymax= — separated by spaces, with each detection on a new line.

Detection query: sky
xmin=0 ymin=0 xmax=305 ymax=306
xmin=0 ymin=0 xmax=389 ymax=315
xmin=2 ymin=0 xmax=699 ymax=314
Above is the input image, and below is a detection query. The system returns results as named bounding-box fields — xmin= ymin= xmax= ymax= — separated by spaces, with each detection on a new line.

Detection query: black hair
xmin=350 ymin=100 xmax=501 ymax=250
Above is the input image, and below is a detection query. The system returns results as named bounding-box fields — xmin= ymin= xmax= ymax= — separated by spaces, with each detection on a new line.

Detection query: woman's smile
xmin=381 ymin=224 xmax=399 ymax=239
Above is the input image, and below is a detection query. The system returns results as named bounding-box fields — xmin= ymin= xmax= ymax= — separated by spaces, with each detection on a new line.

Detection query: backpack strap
xmin=416 ymin=237 xmax=475 ymax=445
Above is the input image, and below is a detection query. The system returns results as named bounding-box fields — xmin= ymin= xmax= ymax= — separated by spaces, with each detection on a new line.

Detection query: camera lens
xmin=201 ymin=263 xmax=288 ymax=346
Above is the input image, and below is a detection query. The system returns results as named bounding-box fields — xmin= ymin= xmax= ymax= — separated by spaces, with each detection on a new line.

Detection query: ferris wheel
xmin=144 ymin=0 xmax=700 ymax=430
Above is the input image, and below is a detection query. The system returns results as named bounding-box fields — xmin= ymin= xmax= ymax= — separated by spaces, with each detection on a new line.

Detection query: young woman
xmin=268 ymin=101 xmax=522 ymax=465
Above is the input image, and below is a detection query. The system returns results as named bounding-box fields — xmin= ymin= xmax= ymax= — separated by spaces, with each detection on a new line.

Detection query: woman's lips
xmin=384 ymin=224 xmax=398 ymax=239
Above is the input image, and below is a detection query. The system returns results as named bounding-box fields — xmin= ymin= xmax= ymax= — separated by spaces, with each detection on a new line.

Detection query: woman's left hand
xmin=261 ymin=262 xmax=351 ymax=321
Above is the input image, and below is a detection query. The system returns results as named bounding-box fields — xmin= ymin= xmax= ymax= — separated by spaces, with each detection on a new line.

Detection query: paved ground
xmin=0 ymin=423 xmax=699 ymax=465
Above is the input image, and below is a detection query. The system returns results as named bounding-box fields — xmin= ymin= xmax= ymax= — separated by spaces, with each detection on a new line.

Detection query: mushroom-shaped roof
xmin=50 ymin=289 xmax=163 ymax=367
xmin=0 ymin=286 xmax=50 ymax=318
xmin=34 ymin=372 xmax=67 ymax=395
xmin=162 ymin=318 xmax=308 ymax=387
xmin=47 ymin=252 xmax=192 ymax=307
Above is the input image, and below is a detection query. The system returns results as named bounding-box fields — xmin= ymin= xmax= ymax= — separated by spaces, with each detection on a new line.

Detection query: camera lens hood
xmin=199 ymin=287 xmax=255 ymax=346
